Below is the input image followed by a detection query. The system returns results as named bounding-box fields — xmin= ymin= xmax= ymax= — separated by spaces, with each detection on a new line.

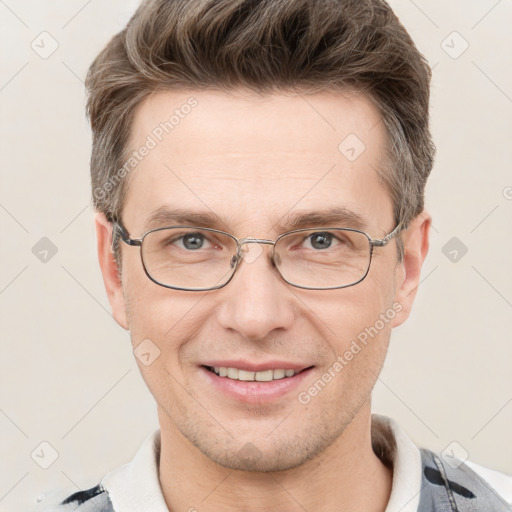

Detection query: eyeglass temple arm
xmin=371 ymin=222 xmax=406 ymax=247
xmin=112 ymin=222 xmax=142 ymax=249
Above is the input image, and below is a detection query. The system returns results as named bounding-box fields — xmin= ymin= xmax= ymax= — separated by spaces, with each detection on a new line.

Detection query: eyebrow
xmin=143 ymin=207 xmax=226 ymax=232
xmin=275 ymin=207 xmax=368 ymax=232
xmin=142 ymin=206 xmax=369 ymax=234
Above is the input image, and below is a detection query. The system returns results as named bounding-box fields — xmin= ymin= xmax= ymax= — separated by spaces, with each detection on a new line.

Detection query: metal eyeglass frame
xmin=112 ymin=221 xmax=404 ymax=292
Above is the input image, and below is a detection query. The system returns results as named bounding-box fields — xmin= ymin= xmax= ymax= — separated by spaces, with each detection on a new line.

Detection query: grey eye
xmin=309 ymin=232 xmax=333 ymax=250
xmin=182 ymin=233 xmax=205 ymax=250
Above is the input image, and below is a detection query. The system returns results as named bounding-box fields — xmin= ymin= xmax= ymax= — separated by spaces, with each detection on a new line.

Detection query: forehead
xmin=123 ymin=88 xmax=392 ymax=234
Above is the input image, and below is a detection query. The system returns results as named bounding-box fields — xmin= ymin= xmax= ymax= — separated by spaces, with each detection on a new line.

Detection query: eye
xmin=305 ymin=232 xmax=338 ymax=250
xmin=173 ymin=232 xmax=212 ymax=251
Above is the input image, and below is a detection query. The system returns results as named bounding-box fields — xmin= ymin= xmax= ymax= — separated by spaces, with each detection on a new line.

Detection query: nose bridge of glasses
xmin=238 ymin=237 xmax=275 ymax=247
xmin=233 ymin=238 xmax=276 ymax=266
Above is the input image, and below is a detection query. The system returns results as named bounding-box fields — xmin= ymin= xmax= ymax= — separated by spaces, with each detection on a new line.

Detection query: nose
xmin=215 ymin=242 xmax=296 ymax=341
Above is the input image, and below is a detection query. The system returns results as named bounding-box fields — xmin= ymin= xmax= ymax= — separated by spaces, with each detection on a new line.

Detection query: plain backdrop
xmin=0 ymin=1 xmax=511 ymax=510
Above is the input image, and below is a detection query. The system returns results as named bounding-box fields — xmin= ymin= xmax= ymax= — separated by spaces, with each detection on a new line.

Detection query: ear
xmin=95 ymin=212 xmax=129 ymax=330
xmin=391 ymin=212 xmax=431 ymax=327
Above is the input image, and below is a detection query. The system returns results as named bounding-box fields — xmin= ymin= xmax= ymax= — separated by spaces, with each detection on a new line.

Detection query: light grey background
xmin=0 ymin=1 xmax=511 ymax=510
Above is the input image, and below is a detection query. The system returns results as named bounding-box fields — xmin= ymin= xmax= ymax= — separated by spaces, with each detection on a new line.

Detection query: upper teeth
xmin=212 ymin=367 xmax=299 ymax=382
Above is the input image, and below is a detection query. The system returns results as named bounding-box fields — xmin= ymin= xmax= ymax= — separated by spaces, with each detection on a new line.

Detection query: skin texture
xmin=96 ymin=88 xmax=430 ymax=512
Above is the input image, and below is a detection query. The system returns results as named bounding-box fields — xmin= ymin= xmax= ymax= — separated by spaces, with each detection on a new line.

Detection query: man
xmin=47 ymin=0 xmax=511 ymax=510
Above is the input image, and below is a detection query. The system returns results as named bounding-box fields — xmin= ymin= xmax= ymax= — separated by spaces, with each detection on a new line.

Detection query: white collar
xmin=373 ymin=414 xmax=422 ymax=512
xmin=101 ymin=428 xmax=169 ymax=512
xmin=101 ymin=414 xmax=422 ymax=512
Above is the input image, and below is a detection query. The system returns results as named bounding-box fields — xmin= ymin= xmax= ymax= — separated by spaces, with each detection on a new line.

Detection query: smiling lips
xmin=202 ymin=362 xmax=314 ymax=402
xmin=209 ymin=366 xmax=301 ymax=382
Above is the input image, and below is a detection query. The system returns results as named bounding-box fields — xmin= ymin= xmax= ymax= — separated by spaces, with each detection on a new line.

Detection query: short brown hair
xmin=86 ymin=0 xmax=434 ymax=234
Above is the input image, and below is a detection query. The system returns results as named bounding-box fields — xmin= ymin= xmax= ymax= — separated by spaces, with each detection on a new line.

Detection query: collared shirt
xmin=40 ymin=414 xmax=512 ymax=511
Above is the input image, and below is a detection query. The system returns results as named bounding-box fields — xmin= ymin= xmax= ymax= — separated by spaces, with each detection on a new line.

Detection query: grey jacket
xmin=51 ymin=448 xmax=512 ymax=511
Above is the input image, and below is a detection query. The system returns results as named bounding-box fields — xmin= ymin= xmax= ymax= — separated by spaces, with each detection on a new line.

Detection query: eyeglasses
xmin=113 ymin=222 xmax=403 ymax=291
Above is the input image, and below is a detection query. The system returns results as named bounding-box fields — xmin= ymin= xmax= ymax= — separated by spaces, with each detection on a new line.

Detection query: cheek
xmin=123 ymin=282 xmax=209 ymax=408
xmin=315 ymin=276 xmax=396 ymax=338
xmin=125 ymin=286 xmax=204 ymax=349
xmin=301 ymin=267 xmax=397 ymax=390
xmin=122 ymin=258 xmax=213 ymax=377
xmin=121 ymin=248 xmax=188 ymax=336
xmin=317 ymin=290 xmax=394 ymax=402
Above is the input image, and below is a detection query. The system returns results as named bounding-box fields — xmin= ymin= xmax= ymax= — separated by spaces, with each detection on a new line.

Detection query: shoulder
xmin=419 ymin=448 xmax=512 ymax=511
xmin=41 ymin=484 xmax=114 ymax=512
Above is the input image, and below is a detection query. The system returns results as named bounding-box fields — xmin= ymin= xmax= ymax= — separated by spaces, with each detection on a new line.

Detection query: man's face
xmin=103 ymin=89 xmax=419 ymax=472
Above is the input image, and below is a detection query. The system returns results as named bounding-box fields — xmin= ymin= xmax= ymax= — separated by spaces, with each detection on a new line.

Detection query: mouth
xmin=204 ymin=365 xmax=309 ymax=382
xmin=199 ymin=360 xmax=315 ymax=403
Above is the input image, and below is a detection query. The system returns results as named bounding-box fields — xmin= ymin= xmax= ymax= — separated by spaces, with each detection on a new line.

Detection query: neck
xmin=158 ymin=403 xmax=392 ymax=512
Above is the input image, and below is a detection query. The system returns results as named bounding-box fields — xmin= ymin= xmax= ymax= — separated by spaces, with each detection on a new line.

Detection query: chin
xmin=200 ymin=443 xmax=313 ymax=473
xmin=185 ymin=424 xmax=338 ymax=473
